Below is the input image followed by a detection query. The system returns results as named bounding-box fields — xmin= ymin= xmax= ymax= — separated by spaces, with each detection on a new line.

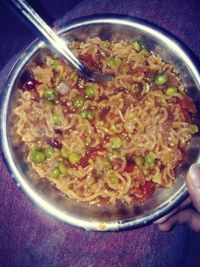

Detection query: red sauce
xmin=123 ymin=93 xmax=138 ymax=109
xmin=141 ymin=181 xmax=155 ymax=198
xmin=79 ymin=53 xmax=102 ymax=71
xmin=79 ymin=144 xmax=105 ymax=167
xmin=131 ymin=66 xmax=148 ymax=75
xmin=129 ymin=187 xmax=143 ymax=199
xmin=87 ymin=144 xmax=105 ymax=158
xmin=99 ymin=106 xmax=111 ymax=120
xmin=79 ymin=157 xmax=89 ymax=168
xmin=171 ymin=96 xmax=180 ymax=104
xmin=99 ymin=95 xmax=109 ymax=101
xmin=161 ymin=119 xmax=172 ymax=142
xmin=129 ymin=180 xmax=155 ymax=200
xmin=124 ymin=163 xmax=134 ymax=173
xmin=179 ymin=103 xmax=192 ymax=123
xmin=180 ymin=95 xmax=196 ymax=113
xmin=112 ymin=158 xmax=123 ymax=170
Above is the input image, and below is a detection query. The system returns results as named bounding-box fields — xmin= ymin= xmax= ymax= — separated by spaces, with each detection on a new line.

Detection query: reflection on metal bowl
xmin=1 ymin=15 xmax=200 ymax=231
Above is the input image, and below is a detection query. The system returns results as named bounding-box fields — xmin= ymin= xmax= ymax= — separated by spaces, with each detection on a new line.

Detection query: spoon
xmin=6 ymin=0 xmax=112 ymax=82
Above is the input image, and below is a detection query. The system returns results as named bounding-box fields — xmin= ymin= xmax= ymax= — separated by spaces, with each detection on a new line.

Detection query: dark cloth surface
xmin=0 ymin=1 xmax=200 ymax=267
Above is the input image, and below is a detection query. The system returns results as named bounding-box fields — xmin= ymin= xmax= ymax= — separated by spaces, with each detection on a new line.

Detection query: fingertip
xmin=186 ymin=164 xmax=200 ymax=212
xmin=153 ymin=218 xmax=165 ymax=224
xmin=187 ymin=164 xmax=200 ymax=188
xmin=157 ymin=223 xmax=172 ymax=232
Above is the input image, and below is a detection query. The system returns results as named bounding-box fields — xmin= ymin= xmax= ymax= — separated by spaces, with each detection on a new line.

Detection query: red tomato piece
xmin=124 ymin=164 xmax=134 ymax=173
xmin=141 ymin=181 xmax=155 ymax=197
xmin=180 ymin=95 xmax=196 ymax=113
xmin=179 ymin=103 xmax=192 ymax=123
xmin=79 ymin=157 xmax=89 ymax=167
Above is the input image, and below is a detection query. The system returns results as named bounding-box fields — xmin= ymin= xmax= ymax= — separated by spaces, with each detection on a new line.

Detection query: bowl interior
xmin=2 ymin=17 xmax=200 ymax=230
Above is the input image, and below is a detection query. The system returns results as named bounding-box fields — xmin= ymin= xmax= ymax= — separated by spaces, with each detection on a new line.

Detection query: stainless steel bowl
xmin=1 ymin=15 xmax=200 ymax=231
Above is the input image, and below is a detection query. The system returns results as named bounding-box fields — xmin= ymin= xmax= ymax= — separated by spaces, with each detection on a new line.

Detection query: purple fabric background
xmin=0 ymin=1 xmax=200 ymax=266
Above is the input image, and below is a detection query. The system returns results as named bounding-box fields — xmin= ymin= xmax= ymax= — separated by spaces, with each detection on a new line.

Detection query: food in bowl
xmin=14 ymin=37 xmax=198 ymax=206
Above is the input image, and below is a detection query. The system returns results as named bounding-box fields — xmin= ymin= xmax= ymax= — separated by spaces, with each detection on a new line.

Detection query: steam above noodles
xmin=15 ymin=37 xmax=198 ymax=206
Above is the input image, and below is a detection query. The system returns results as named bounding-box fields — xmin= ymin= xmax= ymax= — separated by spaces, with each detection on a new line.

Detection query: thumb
xmin=158 ymin=208 xmax=200 ymax=232
xmin=186 ymin=164 xmax=200 ymax=212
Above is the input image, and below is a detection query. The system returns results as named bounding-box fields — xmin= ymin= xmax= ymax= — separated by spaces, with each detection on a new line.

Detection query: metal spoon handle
xmin=7 ymin=0 xmax=93 ymax=79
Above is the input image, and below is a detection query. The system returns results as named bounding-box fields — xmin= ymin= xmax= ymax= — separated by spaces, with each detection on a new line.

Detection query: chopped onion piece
xmin=144 ymin=82 xmax=150 ymax=93
xmin=56 ymin=82 xmax=69 ymax=94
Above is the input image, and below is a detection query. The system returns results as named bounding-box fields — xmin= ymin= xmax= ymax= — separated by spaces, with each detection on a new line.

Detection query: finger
xmin=158 ymin=208 xmax=200 ymax=232
xmin=154 ymin=197 xmax=191 ymax=224
xmin=186 ymin=164 xmax=200 ymax=212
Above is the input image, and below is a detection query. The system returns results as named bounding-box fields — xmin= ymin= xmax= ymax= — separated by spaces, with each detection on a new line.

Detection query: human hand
xmin=156 ymin=164 xmax=200 ymax=232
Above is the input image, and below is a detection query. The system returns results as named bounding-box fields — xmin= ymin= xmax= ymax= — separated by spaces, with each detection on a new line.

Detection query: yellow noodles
xmin=14 ymin=38 xmax=197 ymax=206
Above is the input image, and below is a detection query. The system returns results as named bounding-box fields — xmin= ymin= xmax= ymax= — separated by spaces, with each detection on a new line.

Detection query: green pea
xmin=114 ymin=57 xmax=122 ymax=67
xmin=53 ymin=148 xmax=61 ymax=154
xmin=102 ymin=41 xmax=110 ymax=48
xmin=110 ymin=174 xmax=119 ymax=184
xmin=44 ymin=100 xmax=54 ymax=110
xmin=52 ymin=113 xmax=62 ymax=124
xmin=51 ymin=167 xmax=60 ymax=179
xmin=87 ymin=110 xmax=94 ymax=120
xmin=154 ymin=72 xmax=168 ymax=85
xmin=190 ymin=124 xmax=199 ymax=134
xmin=58 ymin=162 xmax=68 ymax=174
xmin=144 ymin=83 xmax=150 ymax=93
xmin=44 ymin=147 xmax=54 ymax=159
xmin=109 ymin=151 xmax=119 ymax=161
xmin=73 ymin=96 xmax=84 ymax=109
xmin=106 ymin=57 xmax=121 ymax=68
xmin=72 ymin=74 xmax=78 ymax=82
xmin=135 ymin=155 xmax=144 ymax=166
xmin=43 ymin=88 xmax=58 ymax=101
xmin=142 ymin=48 xmax=151 ymax=57
xmin=132 ymin=42 xmax=142 ymax=52
xmin=69 ymin=152 xmax=80 ymax=164
xmin=30 ymin=149 xmax=46 ymax=163
xmin=106 ymin=57 xmax=115 ymax=68
xmin=80 ymin=109 xmax=94 ymax=120
xmin=61 ymin=147 xmax=69 ymax=159
xmin=166 ymin=87 xmax=177 ymax=97
xmin=103 ymin=159 xmax=112 ymax=171
xmin=145 ymin=153 xmax=155 ymax=166
xmin=111 ymin=137 xmax=122 ymax=149
xmin=80 ymin=110 xmax=88 ymax=119
xmin=85 ymin=85 xmax=95 ymax=98
xmin=52 ymin=60 xmax=60 ymax=68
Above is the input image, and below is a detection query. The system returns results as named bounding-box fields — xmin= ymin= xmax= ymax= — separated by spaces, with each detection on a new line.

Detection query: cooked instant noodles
xmin=15 ymin=38 xmax=198 ymax=205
